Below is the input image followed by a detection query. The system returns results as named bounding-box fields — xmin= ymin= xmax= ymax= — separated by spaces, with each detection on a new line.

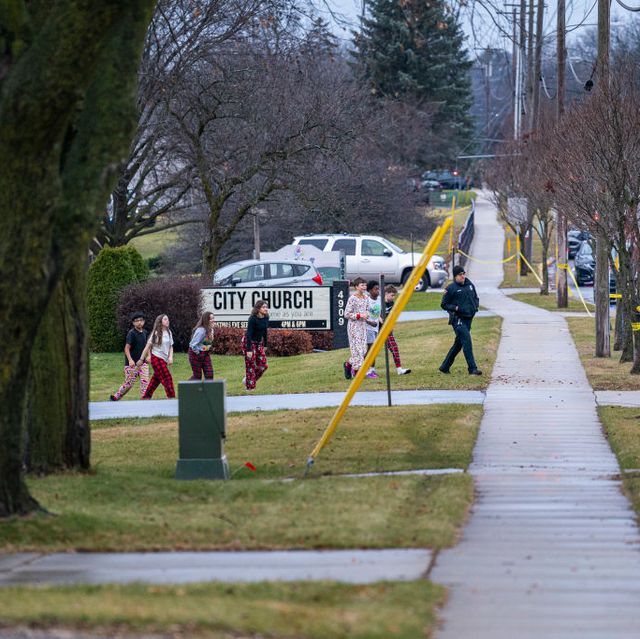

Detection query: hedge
xmin=117 ymin=276 xmax=203 ymax=352
xmin=88 ymin=246 xmax=148 ymax=352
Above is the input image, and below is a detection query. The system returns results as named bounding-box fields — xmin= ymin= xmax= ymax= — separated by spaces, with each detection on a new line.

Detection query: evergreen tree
xmin=354 ymin=0 xmax=473 ymax=155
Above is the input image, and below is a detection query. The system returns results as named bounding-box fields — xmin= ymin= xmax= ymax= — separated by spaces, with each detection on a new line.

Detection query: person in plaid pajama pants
xmin=110 ymin=312 xmax=150 ymax=401
xmin=188 ymin=311 xmax=215 ymax=380
xmin=242 ymin=300 xmax=269 ymax=390
xmin=138 ymin=314 xmax=175 ymax=399
xmin=383 ymin=285 xmax=411 ymax=375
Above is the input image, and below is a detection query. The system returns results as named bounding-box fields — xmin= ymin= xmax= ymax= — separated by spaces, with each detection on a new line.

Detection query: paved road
xmin=430 ymin=192 xmax=640 ymax=638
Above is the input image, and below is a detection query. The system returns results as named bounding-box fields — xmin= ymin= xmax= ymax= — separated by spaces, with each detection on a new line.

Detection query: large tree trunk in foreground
xmin=0 ymin=1 xmax=155 ymax=516
xmin=24 ymin=259 xmax=90 ymax=473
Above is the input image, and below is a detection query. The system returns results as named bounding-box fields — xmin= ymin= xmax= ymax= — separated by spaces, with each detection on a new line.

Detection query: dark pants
xmin=188 ymin=348 xmax=214 ymax=380
xmin=143 ymin=354 xmax=176 ymax=399
xmin=440 ymin=317 xmax=477 ymax=373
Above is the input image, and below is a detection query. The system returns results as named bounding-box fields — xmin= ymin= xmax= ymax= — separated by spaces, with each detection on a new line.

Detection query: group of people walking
xmin=110 ymin=265 xmax=481 ymax=402
xmin=110 ymin=299 xmax=270 ymax=401
xmin=343 ymin=265 xmax=482 ymax=379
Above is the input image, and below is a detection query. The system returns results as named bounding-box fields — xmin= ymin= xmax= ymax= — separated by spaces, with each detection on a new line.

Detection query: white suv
xmin=292 ymin=234 xmax=447 ymax=291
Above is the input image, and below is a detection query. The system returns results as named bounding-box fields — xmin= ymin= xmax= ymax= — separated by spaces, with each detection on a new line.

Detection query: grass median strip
xmin=1 ymin=405 xmax=480 ymax=552
xmin=599 ymin=406 xmax=640 ymax=515
xmin=90 ymin=316 xmax=501 ymax=401
xmin=509 ymin=292 xmax=593 ymax=313
xmin=567 ymin=317 xmax=640 ymax=391
xmin=0 ymin=580 xmax=446 ymax=639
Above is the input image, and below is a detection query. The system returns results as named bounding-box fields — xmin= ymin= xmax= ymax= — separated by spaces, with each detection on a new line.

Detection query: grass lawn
xmin=1 ymin=405 xmax=480 ymax=552
xmin=567 ymin=317 xmax=640 ymax=391
xmin=129 ymin=228 xmax=179 ymax=261
xmin=0 ymin=580 xmax=445 ymax=639
xmin=599 ymin=407 xmax=640 ymax=516
xmin=510 ymin=292 xmax=594 ymax=313
xmin=91 ymin=317 xmax=501 ymax=401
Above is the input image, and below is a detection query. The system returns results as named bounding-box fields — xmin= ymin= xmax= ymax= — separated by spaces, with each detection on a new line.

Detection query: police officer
xmin=439 ymin=265 xmax=482 ymax=375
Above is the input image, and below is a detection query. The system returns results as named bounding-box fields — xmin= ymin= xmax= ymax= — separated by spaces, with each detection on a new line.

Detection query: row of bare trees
xmin=98 ymin=0 xmax=436 ymax=275
xmin=488 ymin=62 xmax=640 ymax=372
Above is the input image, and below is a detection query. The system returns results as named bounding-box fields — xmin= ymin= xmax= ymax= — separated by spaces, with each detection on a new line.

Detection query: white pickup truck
xmin=291 ymin=234 xmax=448 ymax=291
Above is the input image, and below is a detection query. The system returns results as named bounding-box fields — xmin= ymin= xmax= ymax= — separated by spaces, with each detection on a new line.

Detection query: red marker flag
xmin=245 ymin=462 xmax=257 ymax=472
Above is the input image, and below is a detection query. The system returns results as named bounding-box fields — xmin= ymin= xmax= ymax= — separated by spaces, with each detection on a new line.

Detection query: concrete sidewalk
xmin=430 ymin=192 xmax=640 ymax=638
xmin=0 ymin=549 xmax=430 ymax=587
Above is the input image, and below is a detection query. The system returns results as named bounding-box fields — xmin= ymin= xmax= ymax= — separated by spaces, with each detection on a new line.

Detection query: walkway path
xmin=430 ymin=193 xmax=640 ymax=638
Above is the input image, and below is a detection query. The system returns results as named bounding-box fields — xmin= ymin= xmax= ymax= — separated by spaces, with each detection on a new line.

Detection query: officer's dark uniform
xmin=439 ymin=275 xmax=481 ymax=374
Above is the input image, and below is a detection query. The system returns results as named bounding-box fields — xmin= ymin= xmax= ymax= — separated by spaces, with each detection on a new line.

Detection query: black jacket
xmin=246 ymin=315 xmax=268 ymax=347
xmin=441 ymin=278 xmax=479 ymax=324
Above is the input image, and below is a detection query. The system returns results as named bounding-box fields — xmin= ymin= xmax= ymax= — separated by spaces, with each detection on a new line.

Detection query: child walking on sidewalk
xmin=383 ymin=285 xmax=411 ymax=375
xmin=110 ymin=312 xmax=149 ymax=401
xmin=138 ymin=314 xmax=175 ymax=399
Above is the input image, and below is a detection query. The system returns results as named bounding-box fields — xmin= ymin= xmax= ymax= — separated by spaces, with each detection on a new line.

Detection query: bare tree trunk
xmin=24 ymin=258 xmax=91 ymax=473
xmin=615 ymin=248 xmax=634 ymax=362
xmin=613 ymin=299 xmax=624 ymax=351
xmin=556 ymin=211 xmax=568 ymax=307
xmin=0 ymin=1 xmax=155 ymax=517
xmin=540 ymin=234 xmax=549 ymax=294
xmin=594 ymin=231 xmax=610 ymax=357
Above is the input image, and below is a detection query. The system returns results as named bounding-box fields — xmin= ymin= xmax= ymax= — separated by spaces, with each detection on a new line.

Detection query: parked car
xmin=213 ymin=259 xmax=323 ymax=287
xmin=292 ymin=234 xmax=447 ymax=291
xmin=568 ymin=229 xmax=591 ymax=259
xmin=421 ymin=170 xmax=466 ymax=190
xmin=573 ymin=240 xmax=595 ymax=285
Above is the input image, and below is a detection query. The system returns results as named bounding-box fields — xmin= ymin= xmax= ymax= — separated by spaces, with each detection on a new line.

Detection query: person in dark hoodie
xmin=439 ymin=265 xmax=482 ymax=375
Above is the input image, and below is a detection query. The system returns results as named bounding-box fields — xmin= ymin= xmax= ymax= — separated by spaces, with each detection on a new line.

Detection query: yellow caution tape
xmin=457 ymin=249 xmax=517 ymax=264
xmin=517 ymin=252 xmax=543 ymax=286
xmin=557 ymin=263 xmax=592 ymax=316
xmin=636 ymin=306 xmax=640 ymax=312
xmin=632 ymin=323 xmax=640 ymax=332
xmin=610 ymin=293 xmax=622 ymax=299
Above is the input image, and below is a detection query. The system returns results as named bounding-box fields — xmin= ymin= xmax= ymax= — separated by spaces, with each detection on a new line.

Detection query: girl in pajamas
xmin=188 ymin=311 xmax=215 ymax=380
xmin=242 ymin=299 xmax=269 ymax=390
xmin=343 ymin=277 xmax=370 ymax=379
xmin=138 ymin=314 xmax=175 ymax=399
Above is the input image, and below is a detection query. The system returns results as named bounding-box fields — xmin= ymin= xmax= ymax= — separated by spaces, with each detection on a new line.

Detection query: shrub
xmin=88 ymin=246 xmax=148 ymax=352
xmin=117 ymin=276 xmax=204 ymax=352
xmin=310 ymin=331 xmax=334 ymax=351
xmin=209 ymin=326 xmax=315 ymax=356
xmin=126 ymin=246 xmax=149 ymax=281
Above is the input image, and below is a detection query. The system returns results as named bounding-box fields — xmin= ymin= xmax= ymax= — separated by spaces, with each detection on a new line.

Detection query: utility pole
xmin=525 ymin=0 xmax=535 ymax=130
xmin=594 ymin=0 xmax=610 ymax=357
xmin=530 ymin=0 xmax=544 ymax=130
xmin=556 ymin=0 xmax=568 ymax=308
xmin=485 ymin=49 xmax=492 ymax=133
xmin=511 ymin=8 xmax=518 ymax=130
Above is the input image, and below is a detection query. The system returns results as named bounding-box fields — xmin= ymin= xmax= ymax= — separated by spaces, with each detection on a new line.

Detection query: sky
xmin=319 ymin=0 xmax=631 ymax=62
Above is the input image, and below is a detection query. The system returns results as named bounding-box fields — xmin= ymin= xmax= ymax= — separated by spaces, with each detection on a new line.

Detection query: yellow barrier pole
xmin=507 ymin=235 xmax=511 ymax=255
xmin=447 ymin=196 xmax=456 ymax=254
xmin=518 ymin=252 xmax=543 ymax=286
xmin=305 ymin=217 xmax=453 ymax=473
xmin=516 ymin=234 xmax=521 ymax=283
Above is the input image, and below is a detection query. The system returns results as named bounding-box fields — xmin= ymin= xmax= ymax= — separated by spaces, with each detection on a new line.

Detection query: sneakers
xmin=343 ymin=361 xmax=352 ymax=380
xmin=397 ymin=367 xmax=411 ymax=375
xmin=438 ymin=366 xmax=450 ymax=374
xmin=242 ymin=376 xmax=247 ymax=387
xmin=366 ymin=370 xmax=379 ymax=379
xmin=469 ymin=369 xmax=483 ymax=376
xmin=109 ymin=394 xmax=117 ymax=401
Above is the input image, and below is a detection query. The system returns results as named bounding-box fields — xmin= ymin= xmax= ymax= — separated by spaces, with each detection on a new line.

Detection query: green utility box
xmin=175 ymin=380 xmax=229 ymax=480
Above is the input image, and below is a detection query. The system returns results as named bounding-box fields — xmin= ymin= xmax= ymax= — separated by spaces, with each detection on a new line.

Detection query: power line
xmin=615 ymin=0 xmax=640 ymax=10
